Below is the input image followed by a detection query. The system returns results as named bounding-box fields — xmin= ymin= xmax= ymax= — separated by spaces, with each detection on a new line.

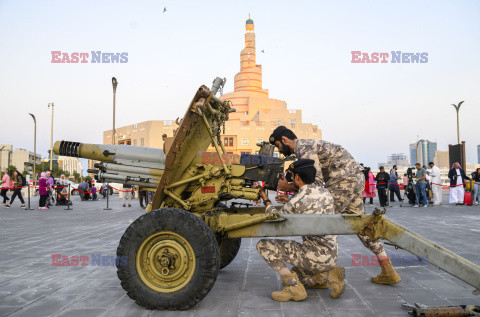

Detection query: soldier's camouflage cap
xmin=285 ymin=159 xmax=316 ymax=182
xmin=269 ymin=126 xmax=289 ymax=145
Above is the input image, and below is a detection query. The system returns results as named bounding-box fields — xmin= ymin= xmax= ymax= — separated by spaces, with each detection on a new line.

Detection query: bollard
xmin=25 ymin=185 xmax=33 ymax=210
xmin=65 ymin=184 xmax=72 ymax=211
xmin=103 ymin=183 xmax=111 ymax=210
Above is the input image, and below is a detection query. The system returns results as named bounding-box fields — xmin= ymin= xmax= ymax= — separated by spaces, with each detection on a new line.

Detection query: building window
xmin=223 ymin=137 xmax=234 ymax=147
xmin=256 ymin=138 xmax=264 ymax=144
xmin=140 ymin=138 xmax=144 ymax=146
xmin=133 ymin=140 xmax=137 ymax=146
xmin=133 ymin=124 xmax=138 ymax=129
xmin=289 ymin=119 xmax=296 ymax=126
xmin=245 ymin=111 xmax=248 ymax=115
xmin=241 ymin=151 xmax=251 ymax=155
xmin=276 ymin=119 xmax=283 ymax=126
xmin=241 ymin=138 xmax=249 ymax=145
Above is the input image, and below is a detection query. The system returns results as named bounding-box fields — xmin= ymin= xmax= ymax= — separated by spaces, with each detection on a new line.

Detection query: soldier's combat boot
xmin=326 ymin=266 xmax=346 ymax=299
xmin=271 ymin=272 xmax=307 ymax=302
xmin=371 ymin=257 xmax=401 ymax=284
xmin=311 ymin=272 xmax=329 ymax=289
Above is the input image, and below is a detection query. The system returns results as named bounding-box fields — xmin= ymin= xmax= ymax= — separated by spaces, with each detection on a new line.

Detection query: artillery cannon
xmin=55 ymin=78 xmax=480 ymax=311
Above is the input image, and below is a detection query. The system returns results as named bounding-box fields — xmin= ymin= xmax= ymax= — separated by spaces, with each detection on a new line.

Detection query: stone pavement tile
xmin=239 ymin=291 xmax=282 ymax=311
xmin=8 ymin=294 xmax=78 ymax=317
xmin=102 ymin=304 xmax=151 ymax=317
xmin=52 ymin=277 xmax=107 ymax=295
xmin=282 ymin=299 xmax=329 ymax=317
xmin=56 ymin=308 xmax=108 ymax=317
xmin=318 ymin=288 xmax=371 ymax=311
xmin=0 ymin=307 xmax=21 ymax=317
xmin=364 ymin=296 xmax=409 ymax=316
xmin=69 ymin=287 xmax=125 ymax=309
xmin=0 ymin=286 xmax=58 ymax=307
xmin=150 ymin=310 xmax=192 ymax=317
xmin=415 ymin=279 xmax=473 ymax=299
xmin=328 ymin=310 xmax=373 ymax=317
xmin=238 ymin=309 xmax=283 ymax=317
xmin=346 ymin=279 xmax=402 ymax=298
xmin=395 ymin=288 xmax=453 ymax=306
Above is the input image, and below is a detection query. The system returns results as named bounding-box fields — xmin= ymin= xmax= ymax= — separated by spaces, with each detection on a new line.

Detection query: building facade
xmin=433 ymin=150 xmax=449 ymax=169
xmin=103 ymin=17 xmax=321 ymax=155
xmin=0 ymin=145 xmax=13 ymax=172
xmin=409 ymin=140 xmax=437 ymax=166
xmin=58 ymin=156 xmax=83 ymax=176
xmin=11 ymin=148 xmax=41 ymax=174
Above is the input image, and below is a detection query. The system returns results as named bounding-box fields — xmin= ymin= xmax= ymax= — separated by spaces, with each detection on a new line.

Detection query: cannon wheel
xmin=218 ymin=238 xmax=242 ymax=269
xmin=116 ymin=208 xmax=220 ymax=310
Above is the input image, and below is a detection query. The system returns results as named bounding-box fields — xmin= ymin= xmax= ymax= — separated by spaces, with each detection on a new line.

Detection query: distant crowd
xmin=361 ymin=163 xmax=480 ymax=207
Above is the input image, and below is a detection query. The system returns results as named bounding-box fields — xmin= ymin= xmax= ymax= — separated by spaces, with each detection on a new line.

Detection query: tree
xmin=72 ymin=171 xmax=81 ymax=183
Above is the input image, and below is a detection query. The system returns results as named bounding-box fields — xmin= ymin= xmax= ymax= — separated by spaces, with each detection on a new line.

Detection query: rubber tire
xmin=116 ymin=208 xmax=220 ymax=310
xmin=218 ymin=238 xmax=242 ymax=269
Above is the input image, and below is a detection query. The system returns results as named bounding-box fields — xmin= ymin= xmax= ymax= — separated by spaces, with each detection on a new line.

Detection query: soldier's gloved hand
xmin=277 ymin=177 xmax=295 ymax=192
xmin=275 ymin=194 xmax=290 ymax=204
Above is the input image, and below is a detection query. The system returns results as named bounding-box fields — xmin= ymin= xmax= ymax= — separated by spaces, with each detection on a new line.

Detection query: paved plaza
xmin=1 ymin=193 xmax=479 ymax=317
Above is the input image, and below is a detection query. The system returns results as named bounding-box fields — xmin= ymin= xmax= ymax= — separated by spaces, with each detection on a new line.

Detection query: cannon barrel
xmin=54 ymin=140 xmax=165 ymax=188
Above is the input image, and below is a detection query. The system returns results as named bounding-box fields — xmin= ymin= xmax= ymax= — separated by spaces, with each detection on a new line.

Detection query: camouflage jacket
xmin=266 ymin=184 xmax=337 ymax=252
xmin=294 ymin=139 xmax=362 ymax=187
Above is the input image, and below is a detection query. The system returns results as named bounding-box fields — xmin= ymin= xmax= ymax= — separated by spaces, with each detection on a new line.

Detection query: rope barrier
xmin=108 ymin=185 xmax=135 ymax=193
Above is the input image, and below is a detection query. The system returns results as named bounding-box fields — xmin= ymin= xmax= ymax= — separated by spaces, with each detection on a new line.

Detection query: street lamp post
xmin=48 ymin=103 xmax=54 ymax=170
xmin=112 ymin=77 xmax=118 ymax=145
xmin=29 ymin=113 xmax=37 ymax=186
xmin=450 ymin=101 xmax=464 ymax=144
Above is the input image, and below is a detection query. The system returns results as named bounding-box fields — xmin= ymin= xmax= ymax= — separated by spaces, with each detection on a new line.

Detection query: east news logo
xmin=351 ymin=51 xmax=428 ymax=63
xmin=51 ymin=51 xmax=128 ymax=63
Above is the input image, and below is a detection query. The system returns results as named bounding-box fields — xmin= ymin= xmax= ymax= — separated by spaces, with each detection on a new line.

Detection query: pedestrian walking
xmin=472 ymin=168 xmax=480 ymax=205
xmin=102 ymin=182 xmax=108 ymax=199
xmin=389 ymin=166 xmax=402 ymax=203
xmin=5 ymin=170 xmax=25 ymax=208
xmin=362 ymin=167 xmax=376 ymax=205
xmin=123 ymin=184 xmax=132 ymax=207
xmin=138 ymin=189 xmax=148 ymax=209
xmin=39 ymin=172 xmax=49 ymax=209
xmin=1 ymin=169 xmax=11 ymax=205
xmin=375 ymin=166 xmax=390 ymax=207
xmin=413 ymin=163 xmax=428 ymax=208
xmin=428 ymin=162 xmax=442 ymax=205
xmin=448 ymin=162 xmax=470 ymax=205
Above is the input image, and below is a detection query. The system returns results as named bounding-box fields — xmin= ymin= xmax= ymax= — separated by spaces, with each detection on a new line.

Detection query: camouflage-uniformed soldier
xmin=257 ymin=159 xmax=346 ymax=302
xmin=269 ymin=126 xmax=401 ymax=285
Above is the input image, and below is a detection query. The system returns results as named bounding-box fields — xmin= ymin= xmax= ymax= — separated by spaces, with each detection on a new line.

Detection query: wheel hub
xmin=136 ymin=231 xmax=196 ymax=293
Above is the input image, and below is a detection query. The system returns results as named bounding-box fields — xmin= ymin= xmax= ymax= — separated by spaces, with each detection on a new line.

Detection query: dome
xmin=246 ymin=18 xmax=254 ymax=25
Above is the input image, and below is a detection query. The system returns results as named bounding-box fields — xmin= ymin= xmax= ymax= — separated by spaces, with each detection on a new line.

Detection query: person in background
xmin=389 ymin=166 xmax=402 ymax=203
xmin=1 ymin=169 xmax=11 ymax=205
xmin=38 ymin=172 xmax=49 ymax=209
xmin=58 ymin=174 xmax=68 ymax=186
xmin=123 ymin=184 xmax=132 ymax=207
xmin=5 ymin=170 xmax=25 ymax=208
xmin=375 ymin=166 xmax=390 ymax=207
xmin=78 ymin=181 xmax=89 ymax=201
xmin=46 ymin=171 xmax=55 ymax=206
xmin=414 ymin=163 xmax=428 ymax=208
xmin=448 ymin=162 xmax=470 ymax=205
xmin=472 ymin=168 xmax=480 ymax=205
xmin=138 ymin=189 xmax=148 ymax=209
xmin=91 ymin=185 xmax=97 ymax=201
xmin=102 ymin=182 xmax=108 ymax=199
xmin=402 ymin=174 xmax=409 ymax=192
xmin=362 ymin=167 xmax=376 ymax=205
xmin=428 ymin=162 xmax=442 ymax=205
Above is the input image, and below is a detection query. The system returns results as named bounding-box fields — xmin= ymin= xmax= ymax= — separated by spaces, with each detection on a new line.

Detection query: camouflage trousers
xmin=327 ymin=173 xmax=385 ymax=255
xmin=256 ymin=239 xmax=337 ymax=285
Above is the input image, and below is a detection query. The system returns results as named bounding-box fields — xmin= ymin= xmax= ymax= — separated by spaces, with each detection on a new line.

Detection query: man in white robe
xmin=428 ymin=162 xmax=442 ymax=205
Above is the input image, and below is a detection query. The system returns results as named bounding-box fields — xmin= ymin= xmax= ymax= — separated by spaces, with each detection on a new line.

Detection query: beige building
xmin=58 ymin=156 xmax=83 ymax=176
xmin=434 ymin=150 xmax=449 ymax=169
xmin=11 ymin=148 xmax=41 ymax=174
xmin=0 ymin=145 xmax=13 ymax=172
xmin=103 ymin=17 xmax=321 ymax=155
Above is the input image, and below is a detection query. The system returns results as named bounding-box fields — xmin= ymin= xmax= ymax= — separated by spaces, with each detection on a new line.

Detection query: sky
xmin=0 ymin=0 xmax=479 ymax=172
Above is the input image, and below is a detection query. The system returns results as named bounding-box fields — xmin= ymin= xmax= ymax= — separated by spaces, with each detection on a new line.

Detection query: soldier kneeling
xmin=257 ymin=159 xmax=345 ymax=302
